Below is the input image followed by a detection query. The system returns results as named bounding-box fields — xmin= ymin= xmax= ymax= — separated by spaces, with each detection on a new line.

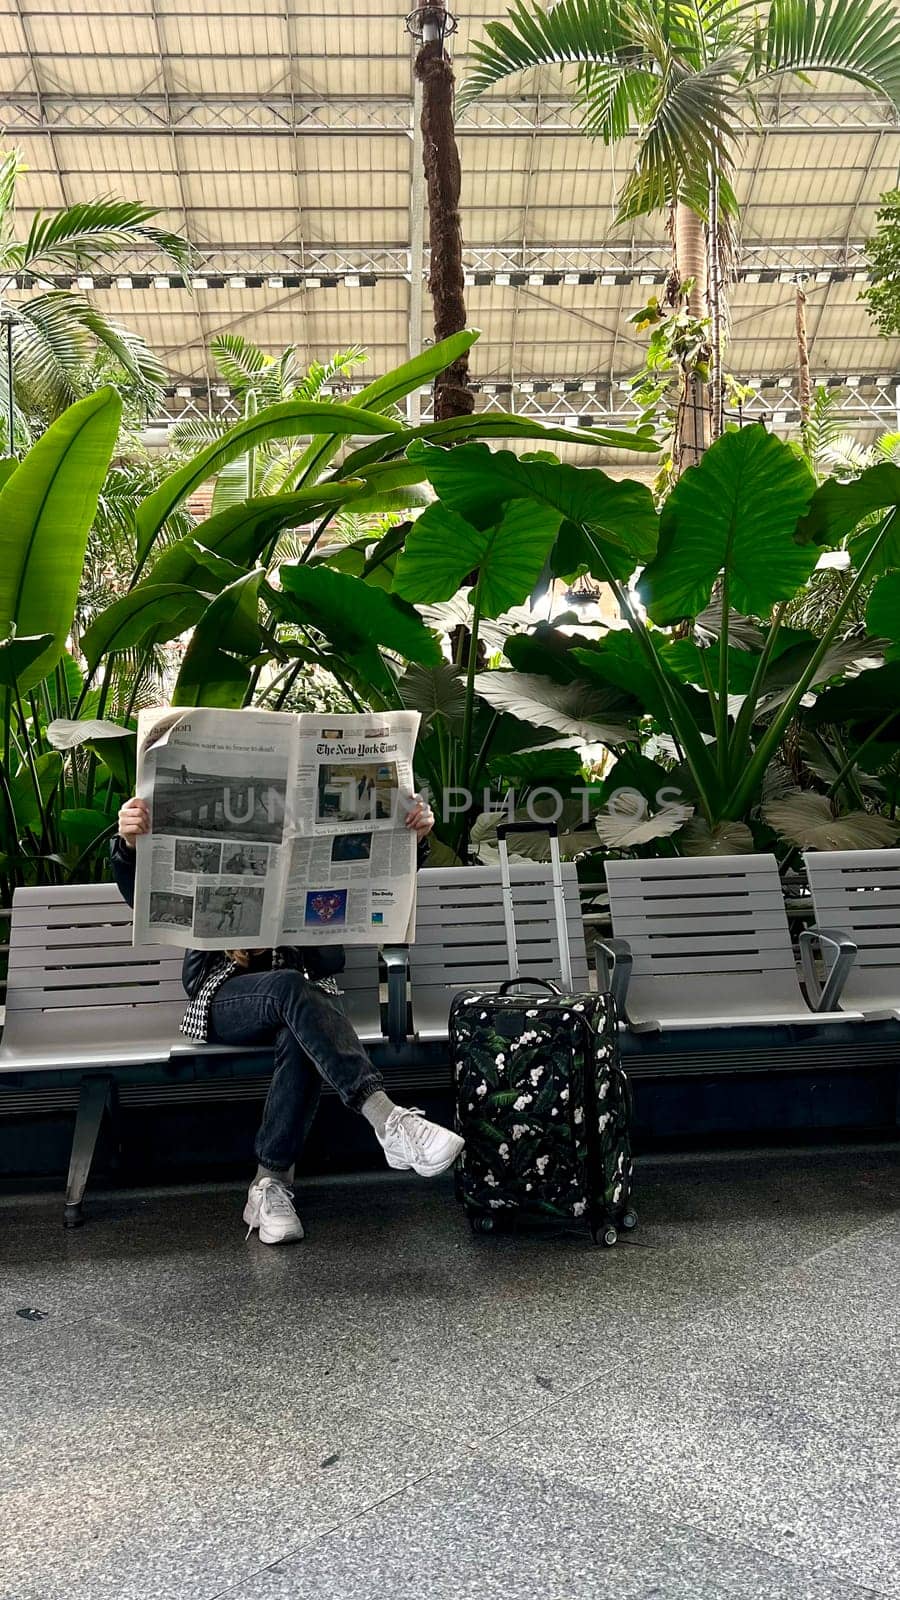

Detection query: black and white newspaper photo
xmin=132 ymin=707 xmax=421 ymax=950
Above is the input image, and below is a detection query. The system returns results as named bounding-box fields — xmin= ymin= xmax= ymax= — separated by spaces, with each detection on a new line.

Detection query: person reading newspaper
xmin=111 ymin=793 xmax=464 ymax=1245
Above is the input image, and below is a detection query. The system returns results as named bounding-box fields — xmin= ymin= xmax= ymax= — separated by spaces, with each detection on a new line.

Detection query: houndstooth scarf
xmin=179 ymin=949 xmax=340 ymax=1045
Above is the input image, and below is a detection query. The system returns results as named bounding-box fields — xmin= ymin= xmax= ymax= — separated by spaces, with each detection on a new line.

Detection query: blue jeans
xmin=207 ymin=969 xmax=384 ymax=1172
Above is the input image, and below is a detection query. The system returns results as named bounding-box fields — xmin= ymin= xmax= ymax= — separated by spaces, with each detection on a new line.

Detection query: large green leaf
xmin=0 ymin=387 xmax=121 ymax=690
xmin=571 ymin=631 xmax=716 ymax=736
xmin=866 ymin=571 xmax=900 ymax=640
xmin=405 ymin=441 xmax=658 ymax=576
xmin=143 ymin=482 xmax=367 ymax=592
xmin=398 ymin=662 xmax=467 ymax=728
xmin=0 ymin=632 xmax=53 ymax=688
xmin=81 ymin=584 xmax=208 ymax=671
xmin=290 ymin=329 xmax=481 ymax=489
xmin=278 ymin=564 xmax=442 ymax=667
xmin=638 ymin=424 xmax=817 ymax=623
xmin=392 ymin=498 xmax=561 ymax=617
xmin=172 ymin=571 xmax=265 ymax=708
xmin=806 ymin=661 xmax=900 ymax=738
xmin=340 ymin=412 xmax=657 ymax=478
xmin=472 ymin=670 xmax=636 ymax=745
xmin=796 ymin=461 xmax=900 ymax=547
xmin=762 ymin=790 xmax=898 ymax=851
xmin=9 ymin=751 xmax=63 ymax=834
xmin=135 ymin=401 xmax=406 ymax=563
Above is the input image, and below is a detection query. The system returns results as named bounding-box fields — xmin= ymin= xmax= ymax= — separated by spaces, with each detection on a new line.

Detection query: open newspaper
xmin=132 ymin=707 xmax=421 ymax=950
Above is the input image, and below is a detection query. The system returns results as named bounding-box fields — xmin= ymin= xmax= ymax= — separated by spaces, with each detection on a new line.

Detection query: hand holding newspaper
xmin=132 ymin=707 xmax=422 ymax=949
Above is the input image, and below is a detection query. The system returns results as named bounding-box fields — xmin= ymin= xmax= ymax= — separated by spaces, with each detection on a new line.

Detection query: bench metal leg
xmin=64 ymin=1076 xmax=114 ymax=1228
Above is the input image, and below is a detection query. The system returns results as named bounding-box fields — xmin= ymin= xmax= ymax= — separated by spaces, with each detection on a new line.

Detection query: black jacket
xmin=109 ymin=833 xmax=428 ymax=999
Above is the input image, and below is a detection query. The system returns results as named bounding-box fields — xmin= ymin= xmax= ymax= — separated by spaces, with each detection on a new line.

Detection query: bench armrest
xmin=594 ymin=936 xmax=633 ymax=1010
xmin=799 ymin=925 xmax=858 ymax=1012
xmin=381 ymin=944 xmax=410 ymax=1047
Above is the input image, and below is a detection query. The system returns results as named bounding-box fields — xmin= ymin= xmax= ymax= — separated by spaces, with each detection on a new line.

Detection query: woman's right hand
xmin=117 ymin=797 xmax=150 ymax=849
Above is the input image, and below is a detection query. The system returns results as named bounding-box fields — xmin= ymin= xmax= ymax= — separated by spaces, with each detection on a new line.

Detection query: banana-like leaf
xmin=340 ymin=411 xmax=657 ymax=478
xmin=639 ymin=424 xmax=817 ymax=623
xmin=393 ymin=497 xmax=562 ymax=617
xmin=143 ymin=481 xmax=365 ymax=592
xmin=762 ymin=789 xmax=898 ymax=851
xmin=172 ymin=571 xmax=265 ymax=709
xmin=135 ymin=402 xmax=405 ymax=564
xmin=81 ymin=584 xmax=207 ymax=671
xmin=406 ymin=441 xmax=659 ymax=577
xmin=0 ymin=387 xmax=121 ymax=690
xmin=0 ymin=632 xmax=53 ymax=688
xmin=278 ymin=564 xmax=442 ymax=667
xmin=9 ymin=751 xmax=63 ymax=833
xmin=289 ymin=329 xmax=481 ymax=489
xmin=46 ymin=717 xmax=132 ymax=750
xmin=472 ymin=670 xmax=636 ymax=745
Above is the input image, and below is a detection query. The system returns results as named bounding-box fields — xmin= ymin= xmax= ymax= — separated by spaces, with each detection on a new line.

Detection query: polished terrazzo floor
xmin=1 ymin=1145 xmax=899 ymax=1600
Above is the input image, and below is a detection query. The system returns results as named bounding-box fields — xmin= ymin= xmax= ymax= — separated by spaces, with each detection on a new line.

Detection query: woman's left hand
xmin=405 ymin=794 xmax=435 ymax=840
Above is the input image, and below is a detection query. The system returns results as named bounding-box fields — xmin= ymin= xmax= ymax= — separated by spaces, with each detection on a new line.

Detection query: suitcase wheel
xmin=620 ymin=1209 xmax=638 ymax=1232
xmin=470 ymin=1214 xmax=496 ymax=1236
xmin=593 ymin=1224 xmax=618 ymax=1247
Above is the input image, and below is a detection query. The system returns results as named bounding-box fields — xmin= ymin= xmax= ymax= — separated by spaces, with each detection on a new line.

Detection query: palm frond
xmin=617 ymin=52 xmax=744 ymax=220
xmin=458 ymin=0 xmax=635 ymax=107
xmin=575 ymin=62 xmax=658 ymax=140
xmin=757 ymin=0 xmax=900 ymax=106
xmin=10 ymin=293 xmax=94 ymax=412
xmin=168 ymin=413 xmax=230 ymax=452
xmin=5 ymin=198 xmax=190 ymax=272
xmin=294 ymin=345 xmax=367 ymax=401
xmin=0 ymin=148 xmax=25 ymax=235
xmin=210 ymin=332 xmax=274 ymax=391
xmin=73 ymin=301 xmax=167 ymax=396
xmin=876 ymin=431 xmax=900 ymax=464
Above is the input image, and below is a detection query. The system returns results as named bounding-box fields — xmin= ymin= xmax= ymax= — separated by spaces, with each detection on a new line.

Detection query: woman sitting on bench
xmin=111 ymin=796 xmax=463 ymax=1245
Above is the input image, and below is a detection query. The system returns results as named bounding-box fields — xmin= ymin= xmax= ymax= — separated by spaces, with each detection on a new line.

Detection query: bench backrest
xmin=3 ymin=884 xmax=384 ymax=1054
xmin=4 ymin=884 xmax=186 ymax=1052
xmin=407 ymin=861 xmax=589 ymax=1035
xmin=605 ymin=854 xmax=802 ymax=1022
xmin=805 ymin=848 xmax=900 ymax=1011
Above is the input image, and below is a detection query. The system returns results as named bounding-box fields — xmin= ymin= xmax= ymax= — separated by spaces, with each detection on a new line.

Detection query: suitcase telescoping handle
xmin=495 ymin=820 xmax=574 ymax=993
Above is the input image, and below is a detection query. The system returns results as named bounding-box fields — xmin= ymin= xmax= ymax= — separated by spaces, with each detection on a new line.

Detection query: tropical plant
xmin=861 ymin=188 xmax=900 ymax=338
xmin=0 ymin=150 xmax=189 ymax=436
xmin=460 ymin=0 xmax=900 ymax=466
xmin=0 ymin=329 xmax=657 ymax=887
xmin=400 ymin=423 xmax=900 ymax=860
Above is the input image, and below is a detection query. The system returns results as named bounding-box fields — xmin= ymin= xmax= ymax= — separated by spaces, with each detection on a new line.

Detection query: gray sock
xmin=254 ymin=1163 xmax=294 ymax=1187
xmin=360 ymin=1090 xmax=397 ymax=1139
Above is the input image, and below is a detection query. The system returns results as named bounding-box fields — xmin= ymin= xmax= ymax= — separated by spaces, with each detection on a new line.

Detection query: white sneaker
xmin=243 ymin=1177 xmax=305 ymax=1245
xmin=377 ymin=1105 xmax=465 ymax=1178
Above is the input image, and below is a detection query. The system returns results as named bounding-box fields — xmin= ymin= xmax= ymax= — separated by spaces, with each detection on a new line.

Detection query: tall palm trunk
xmin=415 ymin=7 xmax=474 ymax=420
xmin=673 ymin=202 xmax=711 ymax=472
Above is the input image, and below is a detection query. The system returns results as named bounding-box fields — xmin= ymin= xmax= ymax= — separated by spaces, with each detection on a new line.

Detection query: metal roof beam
xmin=1 ymin=91 xmax=896 ymax=135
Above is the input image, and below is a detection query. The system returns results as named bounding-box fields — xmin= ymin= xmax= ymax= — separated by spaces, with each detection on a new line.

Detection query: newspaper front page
xmin=133 ymin=707 xmax=421 ymax=950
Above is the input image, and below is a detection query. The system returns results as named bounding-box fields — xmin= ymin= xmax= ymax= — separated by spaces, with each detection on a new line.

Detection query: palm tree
xmin=0 ymin=149 xmax=189 ymax=439
xmin=459 ymin=0 xmax=900 ymax=468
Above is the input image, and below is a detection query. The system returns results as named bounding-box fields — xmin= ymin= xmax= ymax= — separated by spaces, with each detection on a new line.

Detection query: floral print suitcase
xmin=450 ymin=978 xmax=635 ymax=1245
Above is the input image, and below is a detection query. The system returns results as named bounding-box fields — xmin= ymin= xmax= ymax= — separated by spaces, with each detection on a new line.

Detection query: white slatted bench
xmin=600 ymin=854 xmax=863 ymax=1032
xmin=0 ymin=884 xmax=388 ymax=1223
xmin=1 ymin=865 xmax=587 ymax=1221
xmin=802 ymin=849 xmax=900 ymax=1020
xmin=407 ymin=861 xmax=588 ymax=1040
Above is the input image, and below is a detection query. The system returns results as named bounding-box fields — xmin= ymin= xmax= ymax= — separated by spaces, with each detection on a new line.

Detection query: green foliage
xmin=861 ymin=189 xmax=900 ymax=337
